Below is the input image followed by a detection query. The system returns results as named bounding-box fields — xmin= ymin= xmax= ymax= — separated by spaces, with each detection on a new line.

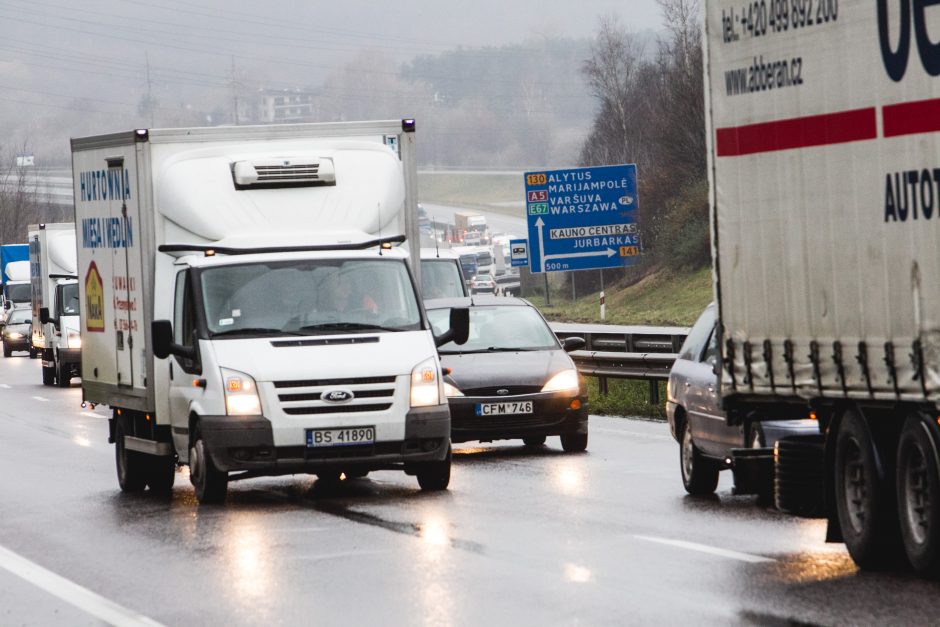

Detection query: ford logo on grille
xmin=496 ymin=388 xmax=510 ymax=396
xmin=322 ymin=389 xmax=354 ymax=403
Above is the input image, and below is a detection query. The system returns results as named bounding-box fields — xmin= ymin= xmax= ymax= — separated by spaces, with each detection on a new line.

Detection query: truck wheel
xmin=115 ymin=419 xmax=147 ymax=493
xmin=680 ymin=421 xmax=719 ymax=495
xmin=834 ymin=409 xmax=900 ymax=568
xmin=561 ymin=432 xmax=588 ymax=452
xmin=41 ymin=363 xmax=55 ymax=386
xmin=146 ymin=456 xmax=176 ymax=496
xmin=416 ymin=444 xmax=451 ymax=491
xmin=896 ymin=414 xmax=940 ymax=576
xmin=2 ymin=341 xmax=10 ymax=358
xmin=523 ymin=436 xmax=546 ymax=448
xmin=29 ymin=346 xmax=37 ymax=359
xmin=775 ymin=435 xmax=825 ymax=517
xmin=55 ymin=359 xmax=70 ymax=388
xmin=190 ymin=435 xmax=228 ymax=504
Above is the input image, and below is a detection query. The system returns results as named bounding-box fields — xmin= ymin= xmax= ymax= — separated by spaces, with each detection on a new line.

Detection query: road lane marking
xmin=32 ymin=396 xmax=49 ymax=402
xmin=290 ymin=549 xmax=393 ymax=562
xmin=0 ymin=545 xmax=165 ymax=626
xmin=634 ymin=535 xmax=775 ymax=563
xmin=592 ymin=426 xmax=671 ymax=440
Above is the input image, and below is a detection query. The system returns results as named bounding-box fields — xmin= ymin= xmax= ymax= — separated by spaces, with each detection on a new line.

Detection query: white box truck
xmin=72 ymin=119 xmax=467 ymax=503
xmin=705 ymin=0 xmax=940 ymax=573
xmin=29 ymin=223 xmax=81 ymax=385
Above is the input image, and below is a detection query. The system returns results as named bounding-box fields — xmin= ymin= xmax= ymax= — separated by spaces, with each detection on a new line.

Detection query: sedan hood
xmin=209 ymin=330 xmax=435 ymax=382
xmin=441 ymin=349 xmax=574 ymax=392
xmin=3 ymin=322 xmax=29 ymax=335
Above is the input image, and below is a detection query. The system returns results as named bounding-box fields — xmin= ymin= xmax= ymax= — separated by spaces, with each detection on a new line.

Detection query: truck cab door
xmin=168 ymin=270 xmax=201 ymax=457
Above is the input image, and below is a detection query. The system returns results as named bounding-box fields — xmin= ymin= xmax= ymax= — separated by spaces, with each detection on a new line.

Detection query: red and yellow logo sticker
xmin=85 ymin=261 xmax=105 ymax=332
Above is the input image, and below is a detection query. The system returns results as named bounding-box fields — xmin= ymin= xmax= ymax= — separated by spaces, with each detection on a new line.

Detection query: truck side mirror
xmin=39 ymin=307 xmax=51 ymax=325
xmin=152 ymin=320 xmax=173 ymax=359
xmin=433 ymin=307 xmax=470 ymax=347
xmin=562 ymin=336 xmax=585 ymax=352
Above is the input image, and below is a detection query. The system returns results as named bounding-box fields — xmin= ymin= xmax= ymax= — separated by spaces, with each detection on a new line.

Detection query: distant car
xmin=2 ymin=307 xmax=31 ymax=357
xmin=666 ymin=303 xmax=819 ymax=495
xmin=426 ymin=296 xmax=588 ymax=451
xmin=469 ymin=272 xmax=496 ymax=295
xmin=463 ymin=231 xmax=482 ymax=246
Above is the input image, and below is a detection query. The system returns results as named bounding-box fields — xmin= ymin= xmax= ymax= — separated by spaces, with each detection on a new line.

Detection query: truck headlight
xmin=541 ymin=369 xmax=580 ymax=394
xmin=67 ymin=331 xmax=82 ymax=349
xmin=221 ymin=367 xmax=261 ymax=415
xmin=410 ymin=357 xmax=441 ymax=407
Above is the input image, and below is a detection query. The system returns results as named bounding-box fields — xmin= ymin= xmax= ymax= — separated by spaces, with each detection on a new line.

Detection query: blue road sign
xmin=509 ymin=239 xmax=529 ymax=267
xmin=524 ymin=164 xmax=639 ymax=273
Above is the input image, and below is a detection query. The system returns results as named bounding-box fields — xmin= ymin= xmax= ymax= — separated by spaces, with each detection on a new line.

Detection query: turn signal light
xmin=809 ymin=411 xmax=818 ymax=421
xmin=570 ymin=399 xmax=582 ymax=410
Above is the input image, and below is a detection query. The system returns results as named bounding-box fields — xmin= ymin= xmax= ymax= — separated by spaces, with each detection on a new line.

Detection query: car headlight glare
xmin=410 ymin=357 xmax=441 ymax=407
xmin=67 ymin=331 xmax=82 ymax=348
xmin=221 ymin=367 xmax=261 ymax=415
xmin=541 ymin=369 xmax=580 ymax=393
xmin=6 ymin=331 xmax=23 ymax=339
xmin=443 ymin=381 xmax=464 ymax=397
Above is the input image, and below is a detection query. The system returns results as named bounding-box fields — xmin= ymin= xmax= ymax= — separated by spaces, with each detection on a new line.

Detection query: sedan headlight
xmin=541 ymin=369 xmax=580 ymax=394
xmin=410 ymin=357 xmax=441 ymax=407
xmin=67 ymin=330 xmax=82 ymax=348
xmin=6 ymin=331 xmax=23 ymax=339
xmin=443 ymin=381 xmax=464 ymax=397
xmin=221 ymin=367 xmax=261 ymax=415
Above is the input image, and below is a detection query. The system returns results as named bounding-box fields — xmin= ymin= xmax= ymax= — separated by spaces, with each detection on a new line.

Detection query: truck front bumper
xmin=200 ymin=405 xmax=451 ymax=474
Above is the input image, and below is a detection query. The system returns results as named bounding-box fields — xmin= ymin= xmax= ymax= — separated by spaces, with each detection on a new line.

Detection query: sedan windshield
xmin=421 ymin=259 xmax=465 ymax=299
xmin=7 ymin=309 xmax=30 ymax=324
xmin=429 ymin=305 xmax=559 ymax=354
xmin=200 ymin=258 xmax=422 ymax=336
xmin=7 ymin=283 xmax=30 ymax=303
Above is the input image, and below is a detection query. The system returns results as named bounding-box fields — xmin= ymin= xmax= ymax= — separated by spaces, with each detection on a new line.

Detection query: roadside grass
xmin=418 ymin=172 xmax=525 ymax=217
xmin=530 ymin=266 xmax=713 ymax=327
xmin=586 ymin=378 xmax=667 ymax=420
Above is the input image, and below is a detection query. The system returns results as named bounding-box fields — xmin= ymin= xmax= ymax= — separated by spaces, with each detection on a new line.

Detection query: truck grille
xmin=274 ymin=376 xmax=398 ymax=416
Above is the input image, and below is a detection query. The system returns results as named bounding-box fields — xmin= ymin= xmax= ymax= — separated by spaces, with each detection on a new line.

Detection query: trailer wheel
xmin=775 ymin=435 xmax=825 ymax=518
xmin=190 ymin=434 xmax=228 ymax=504
xmin=29 ymin=346 xmax=37 ymax=359
xmin=896 ymin=414 xmax=940 ymax=576
xmin=680 ymin=420 xmax=719 ymax=496
xmin=416 ymin=444 xmax=451 ymax=491
xmin=834 ymin=409 xmax=899 ymax=568
xmin=115 ymin=419 xmax=147 ymax=493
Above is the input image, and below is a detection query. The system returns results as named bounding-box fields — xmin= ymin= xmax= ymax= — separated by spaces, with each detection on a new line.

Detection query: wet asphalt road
xmin=0 ymin=354 xmax=938 ymax=626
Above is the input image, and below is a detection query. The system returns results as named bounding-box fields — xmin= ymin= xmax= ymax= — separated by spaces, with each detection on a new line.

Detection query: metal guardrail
xmin=549 ymin=322 xmax=690 ymax=404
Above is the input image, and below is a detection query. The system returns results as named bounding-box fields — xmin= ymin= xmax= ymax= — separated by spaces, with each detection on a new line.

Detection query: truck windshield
xmin=199 ymin=258 xmax=422 ymax=336
xmin=420 ymin=259 xmax=465 ymax=299
xmin=58 ymin=283 xmax=80 ymax=316
xmin=6 ymin=284 xmax=30 ymax=303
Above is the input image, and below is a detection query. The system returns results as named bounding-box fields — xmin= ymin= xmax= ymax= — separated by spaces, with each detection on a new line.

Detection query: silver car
xmin=666 ymin=303 xmax=818 ymax=495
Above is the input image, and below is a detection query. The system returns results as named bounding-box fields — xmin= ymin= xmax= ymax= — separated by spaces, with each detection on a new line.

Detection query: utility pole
xmin=145 ymin=52 xmax=155 ymax=127
xmin=231 ymin=56 xmax=239 ymax=125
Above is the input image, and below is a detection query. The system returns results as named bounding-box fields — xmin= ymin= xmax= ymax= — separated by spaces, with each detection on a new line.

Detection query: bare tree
xmin=0 ymin=144 xmax=67 ymax=244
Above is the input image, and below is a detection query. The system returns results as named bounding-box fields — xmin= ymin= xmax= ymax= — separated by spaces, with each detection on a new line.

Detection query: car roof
xmin=424 ymin=295 xmax=531 ymax=310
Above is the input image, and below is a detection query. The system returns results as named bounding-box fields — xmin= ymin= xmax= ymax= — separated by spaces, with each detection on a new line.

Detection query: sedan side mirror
xmin=562 ymin=336 xmax=586 ymax=352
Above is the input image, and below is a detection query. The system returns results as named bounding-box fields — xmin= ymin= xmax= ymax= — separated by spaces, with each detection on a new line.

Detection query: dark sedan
xmin=426 ymin=296 xmax=588 ymax=451
xmin=2 ymin=308 xmax=31 ymax=357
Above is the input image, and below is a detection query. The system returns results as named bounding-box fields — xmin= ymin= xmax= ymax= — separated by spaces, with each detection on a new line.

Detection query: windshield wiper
xmin=299 ymin=322 xmax=405 ymax=334
xmin=440 ymin=346 xmax=541 ymax=354
xmin=211 ymin=327 xmax=302 ymax=338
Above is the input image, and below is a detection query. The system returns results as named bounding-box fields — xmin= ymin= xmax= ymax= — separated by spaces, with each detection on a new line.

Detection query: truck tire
xmin=146 ymin=456 xmax=176 ymax=496
xmin=2 ymin=341 xmax=10 ymax=358
xmin=416 ymin=444 xmax=451 ymax=491
xmin=41 ymin=363 xmax=55 ymax=386
xmin=680 ymin=420 xmax=719 ymax=496
xmin=55 ymin=358 xmax=69 ymax=388
xmin=561 ymin=432 xmax=588 ymax=453
xmin=29 ymin=346 xmax=38 ymax=359
xmin=834 ymin=409 xmax=900 ymax=569
xmin=190 ymin=434 xmax=228 ymax=504
xmin=115 ymin=419 xmax=147 ymax=493
xmin=896 ymin=413 xmax=940 ymax=576
xmin=775 ymin=435 xmax=825 ymax=518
